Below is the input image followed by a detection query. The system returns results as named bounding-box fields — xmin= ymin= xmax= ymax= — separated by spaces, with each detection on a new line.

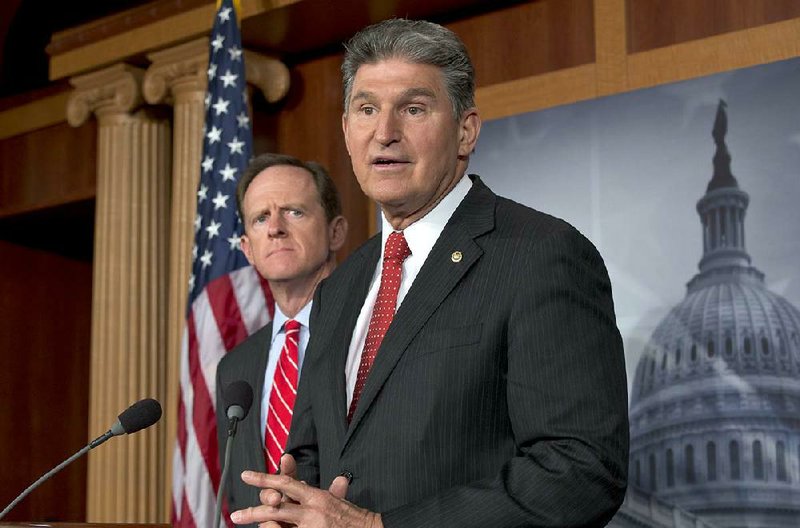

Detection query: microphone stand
xmin=214 ymin=414 xmax=240 ymax=528
xmin=0 ymin=428 xmax=115 ymax=520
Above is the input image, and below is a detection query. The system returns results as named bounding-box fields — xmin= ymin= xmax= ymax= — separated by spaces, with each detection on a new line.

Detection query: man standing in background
xmin=215 ymin=153 xmax=347 ymax=515
xmin=233 ymin=19 xmax=628 ymax=528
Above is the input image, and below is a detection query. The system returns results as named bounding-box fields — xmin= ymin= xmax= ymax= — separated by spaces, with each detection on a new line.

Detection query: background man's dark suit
xmin=216 ymin=323 xmax=272 ymax=515
xmin=288 ymin=176 xmax=629 ymax=527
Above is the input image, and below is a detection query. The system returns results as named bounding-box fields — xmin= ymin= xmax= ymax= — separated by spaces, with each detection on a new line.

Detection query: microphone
xmin=92 ymin=397 xmax=163 ymax=448
xmin=0 ymin=398 xmax=163 ymax=521
xmin=224 ymin=379 xmax=254 ymax=435
xmin=215 ymin=380 xmax=254 ymax=528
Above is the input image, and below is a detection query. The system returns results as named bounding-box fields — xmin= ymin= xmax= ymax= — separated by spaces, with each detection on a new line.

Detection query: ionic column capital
xmin=67 ymin=64 xmax=144 ymax=127
xmin=144 ymin=38 xmax=210 ymax=105
xmin=245 ymin=51 xmax=290 ymax=104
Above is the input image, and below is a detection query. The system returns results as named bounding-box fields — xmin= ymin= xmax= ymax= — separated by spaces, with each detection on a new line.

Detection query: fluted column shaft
xmin=144 ymin=42 xmax=209 ymax=519
xmin=68 ymin=64 xmax=171 ymax=523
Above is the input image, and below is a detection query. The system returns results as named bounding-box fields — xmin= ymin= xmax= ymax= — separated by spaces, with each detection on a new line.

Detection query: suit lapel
xmin=345 ymin=176 xmax=496 ymax=441
xmin=324 ymin=236 xmax=381 ymax=441
xmin=249 ymin=323 xmax=272 ymax=472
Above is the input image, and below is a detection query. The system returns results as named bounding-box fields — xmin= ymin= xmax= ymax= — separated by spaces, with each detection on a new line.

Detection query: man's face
xmin=240 ymin=166 xmax=343 ymax=287
xmin=342 ymin=58 xmax=480 ymax=226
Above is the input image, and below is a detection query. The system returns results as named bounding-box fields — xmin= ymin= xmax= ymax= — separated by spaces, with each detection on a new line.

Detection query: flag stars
xmin=204 ymin=93 xmax=211 ymax=109
xmin=207 ymin=125 xmax=222 ymax=144
xmin=192 ymin=245 xmax=198 ymax=259
xmin=236 ymin=111 xmax=250 ymax=129
xmin=227 ymin=136 xmax=245 ymax=155
xmin=194 ymin=214 xmax=202 ymax=232
xmin=188 ymin=274 xmax=195 ymax=290
xmin=206 ymin=220 xmax=222 ymax=239
xmin=201 ymin=157 xmax=214 ymax=173
xmin=197 ymin=184 xmax=209 ymax=202
xmin=212 ymin=98 xmax=230 ymax=116
xmin=228 ymin=46 xmax=243 ymax=61
xmin=227 ymin=235 xmax=242 ymax=251
xmin=220 ymin=70 xmax=238 ymax=88
xmin=200 ymin=250 xmax=213 ymax=268
xmin=218 ymin=6 xmax=232 ymax=22
xmin=207 ymin=62 xmax=217 ymax=81
xmin=212 ymin=191 xmax=230 ymax=210
xmin=219 ymin=163 xmax=237 ymax=182
xmin=211 ymin=35 xmax=225 ymax=52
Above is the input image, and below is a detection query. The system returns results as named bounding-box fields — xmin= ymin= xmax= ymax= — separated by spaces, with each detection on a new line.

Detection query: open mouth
xmin=372 ymin=157 xmax=408 ymax=167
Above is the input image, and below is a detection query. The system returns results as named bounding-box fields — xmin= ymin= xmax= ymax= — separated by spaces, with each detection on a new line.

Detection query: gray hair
xmin=342 ymin=18 xmax=475 ymax=120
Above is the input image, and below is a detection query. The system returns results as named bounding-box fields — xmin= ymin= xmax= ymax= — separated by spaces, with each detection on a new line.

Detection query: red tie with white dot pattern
xmin=348 ymin=231 xmax=411 ymax=422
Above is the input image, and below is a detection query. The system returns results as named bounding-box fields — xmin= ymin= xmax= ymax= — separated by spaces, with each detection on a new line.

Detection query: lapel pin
xmin=451 ymin=251 xmax=463 ymax=263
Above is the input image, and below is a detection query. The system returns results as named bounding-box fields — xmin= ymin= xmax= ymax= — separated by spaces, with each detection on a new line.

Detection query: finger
xmin=230 ymin=505 xmax=277 ymax=525
xmin=241 ymin=471 xmax=314 ymax=504
xmin=241 ymin=470 xmax=276 ymax=487
xmin=231 ymin=503 xmax=304 ymax=525
xmin=279 ymin=453 xmax=298 ymax=480
xmin=328 ymin=475 xmax=349 ymax=499
xmin=259 ymin=487 xmax=284 ymax=507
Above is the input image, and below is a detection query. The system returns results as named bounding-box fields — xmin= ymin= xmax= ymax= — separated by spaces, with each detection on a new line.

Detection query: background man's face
xmin=342 ymin=58 xmax=477 ymax=222
xmin=240 ymin=166 xmax=335 ymax=287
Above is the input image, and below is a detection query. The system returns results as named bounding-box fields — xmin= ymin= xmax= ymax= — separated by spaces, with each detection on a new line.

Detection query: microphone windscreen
xmin=118 ymin=398 xmax=163 ymax=434
xmin=224 ymin=380 xmax=254 ymax=419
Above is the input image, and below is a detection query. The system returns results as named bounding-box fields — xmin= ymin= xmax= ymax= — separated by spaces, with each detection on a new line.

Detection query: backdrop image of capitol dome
xmin=470 ymin=57 xmax=800 ymax=527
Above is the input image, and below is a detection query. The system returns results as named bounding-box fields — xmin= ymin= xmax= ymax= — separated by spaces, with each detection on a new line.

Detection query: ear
xmin=342 ymin=113 xmax=352 ymax=156
xmin=457 ymin=108 xmax=481 ymax=157
xmin=240 ymin=233 xmax=256 ymax=266
xmin=328 ymin=215 xmax=349 ymax=253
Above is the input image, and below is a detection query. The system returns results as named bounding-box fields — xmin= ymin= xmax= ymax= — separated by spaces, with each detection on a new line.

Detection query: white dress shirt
xmin=261 ymin=301 xmax=312 ymax=443
xmin=345 ymin=175 xmax=472 ymax=406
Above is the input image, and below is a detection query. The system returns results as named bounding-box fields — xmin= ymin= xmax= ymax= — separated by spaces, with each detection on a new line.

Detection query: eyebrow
xmin=350 ymin=87 xmax=437 ymax=104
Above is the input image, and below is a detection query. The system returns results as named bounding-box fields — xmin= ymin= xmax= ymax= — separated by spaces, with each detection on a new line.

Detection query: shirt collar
xmin=270 ymin=300 xmax=312 ymax=343
xmin=380 ymin=175 xmax=472 ymax=259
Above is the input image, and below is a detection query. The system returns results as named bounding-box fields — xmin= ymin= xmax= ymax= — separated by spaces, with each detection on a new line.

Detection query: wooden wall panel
xmin=628 ymin=0 xmax=800 ymax=53
xmin=0 ymin=120 xmax=96 ymax=217
xmin=0 ymin=241 xmax=92 ymax=522
xmin=451 ymin=0 xmax=595 ymax=87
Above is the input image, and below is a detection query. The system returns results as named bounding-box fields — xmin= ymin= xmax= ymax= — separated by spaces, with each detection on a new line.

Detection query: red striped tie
xmin=348 ymin=231 xmax=411 ymax=422
xmin=265 ymin=319 xmax=300 ymax=473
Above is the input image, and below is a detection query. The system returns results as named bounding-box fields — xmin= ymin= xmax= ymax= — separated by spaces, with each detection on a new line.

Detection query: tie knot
xmin=284 ymin=319 xmax=300 ymax=333
xmin=384 ymin=231 xmax=411 ymax=262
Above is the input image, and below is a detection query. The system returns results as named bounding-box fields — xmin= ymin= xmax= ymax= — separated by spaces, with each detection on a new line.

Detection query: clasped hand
xmin=230 ymin=454 xmax=383 ymax=528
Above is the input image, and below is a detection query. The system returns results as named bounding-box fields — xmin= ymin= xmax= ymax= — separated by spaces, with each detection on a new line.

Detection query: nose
xmin=374 ymin=111 xmax=400 ymax=146
xmin=266 ymin=214 xmax=286 ymax=238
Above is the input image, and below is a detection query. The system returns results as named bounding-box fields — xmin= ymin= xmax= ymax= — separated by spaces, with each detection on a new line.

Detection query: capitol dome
xmin=629 ymin=100 xmax=800 ymax=528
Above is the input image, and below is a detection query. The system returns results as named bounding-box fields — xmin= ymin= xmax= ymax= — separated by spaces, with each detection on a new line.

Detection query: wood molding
xmin=476 ymin=64 xmax=597 ymax=121
xmin=0 ymin=92 xmax=69 ymax=139
xmin=48 ymin=0 xmax=301 ymax=82
xmin=627 ymin=17 xmax=800 ymax=91
xmin=593 ymin=0 xmax=628 ymax=96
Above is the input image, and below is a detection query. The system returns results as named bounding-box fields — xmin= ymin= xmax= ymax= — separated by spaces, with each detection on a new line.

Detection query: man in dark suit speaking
xmin=215 ymin=153 xmax=348 ymax=514
xmin=231 ymin=19 xmax=629 ymax=528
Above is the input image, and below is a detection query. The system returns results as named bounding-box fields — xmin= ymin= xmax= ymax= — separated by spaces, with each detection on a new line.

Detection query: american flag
xmin=172 ymin=0 xmax=273 ymax=526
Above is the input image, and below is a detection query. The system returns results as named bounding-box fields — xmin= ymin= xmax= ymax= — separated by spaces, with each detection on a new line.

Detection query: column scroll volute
xmin=144 ymin=38 xmax=210 ymax=105
xmin=67 ymin=64 xmax=145 ymax=127
xmin=245 ymin=51 xmax=290 ymax=104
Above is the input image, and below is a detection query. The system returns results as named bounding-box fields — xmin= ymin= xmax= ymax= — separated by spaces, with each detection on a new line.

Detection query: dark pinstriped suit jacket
xmin=288 ymin=175 xmax=629 ymax=527
xmin=215 ymin=322 xmax=272 ymax=519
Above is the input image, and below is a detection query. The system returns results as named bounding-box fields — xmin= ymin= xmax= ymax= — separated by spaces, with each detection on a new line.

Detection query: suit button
xmin=339 ymin=470 xmax=354 ymax=483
